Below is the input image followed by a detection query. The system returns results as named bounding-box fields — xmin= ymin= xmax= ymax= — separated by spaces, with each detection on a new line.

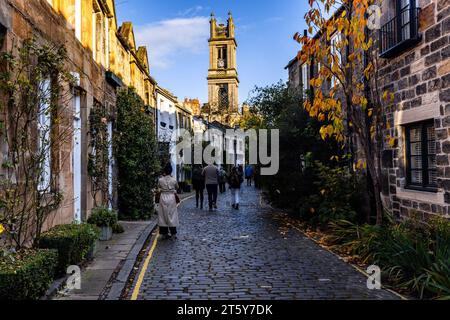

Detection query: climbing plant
xmin=114 ymin=87 xmax=160 ymax=220
xmin=88 ymin=101 xmax=110 ymax=207
xmin=0 ymin=38 xmax=74 ymax=248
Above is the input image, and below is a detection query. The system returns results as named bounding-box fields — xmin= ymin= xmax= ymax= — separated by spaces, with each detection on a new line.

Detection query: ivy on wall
xmin=0 ymin=38 xmax=74 ymax=248
xmin=114 ymin=88 xmax=160 ymax=220
xmin=88 ymin=101 xmax=110 ymax=207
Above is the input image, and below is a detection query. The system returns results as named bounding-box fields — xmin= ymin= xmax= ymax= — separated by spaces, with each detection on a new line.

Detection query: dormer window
xmin=380 ymin=0 xmax=421 ymax=58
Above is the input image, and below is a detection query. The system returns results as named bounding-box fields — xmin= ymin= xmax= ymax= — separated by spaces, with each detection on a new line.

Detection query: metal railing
xmin=379 ymin=7 xmax=421 ymax=57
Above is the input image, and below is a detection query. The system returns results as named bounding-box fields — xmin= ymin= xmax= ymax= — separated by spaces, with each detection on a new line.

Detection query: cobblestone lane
xmin=132 ymin=186 xmax=398 ymax=300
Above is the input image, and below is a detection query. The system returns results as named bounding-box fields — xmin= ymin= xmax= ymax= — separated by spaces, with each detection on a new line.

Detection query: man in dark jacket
xmin=192 ymin=165 xmax=205 ymax=209
xmin=228 ymin=166 xmax=243 ymax=210
xmin=218 ymin=166 xmax=227 ymax=194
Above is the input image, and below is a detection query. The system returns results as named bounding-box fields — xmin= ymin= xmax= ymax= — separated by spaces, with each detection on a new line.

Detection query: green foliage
xmin=87 ymin=207 xmax=118 ymax=227
xmin=112 ymin=223 xmax=125 ymax=234
xmin=0 ymin=249 xmax=58 ymax=300
xmin=243 ymin=82 xmax=340 ymax=212
xmin=298 ymin=162 xmax=363 ymax=227
xmin=37 ymin=224 xmax=99 ymax=274
xmin=88 ymin=102 xmax=110 ymax=206
xmin=0 ymin=38 xmax=74 ymax=248
xmin=327 ymin=216 xmax=450 ymax=300
xmin=114 ymin=88 xmax=160 ymax=220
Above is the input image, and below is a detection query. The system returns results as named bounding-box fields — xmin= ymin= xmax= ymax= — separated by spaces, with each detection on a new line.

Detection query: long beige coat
xmin=157 ymin=175 xmax=179 ymax=228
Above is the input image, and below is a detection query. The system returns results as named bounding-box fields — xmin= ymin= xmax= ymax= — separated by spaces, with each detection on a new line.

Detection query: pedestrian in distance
xmin=192 ymin=164 xmax=205 ymax=210
xmin=245 ymin=165 xmax=254 ymax=187
xmin=202 ymin=163 xmax=219 ymax=212
xmin=238 ymin=165 xmax=245 ymax=194
xmin=238 ymin=165 xmax=244 ymax=182
xmin=218 ymin=166 xmax=228 ymax=194
xmin=156 ymin=163 xmax=180 ymax=240
xmin=229 ymin=166 xmax=243 ymax=210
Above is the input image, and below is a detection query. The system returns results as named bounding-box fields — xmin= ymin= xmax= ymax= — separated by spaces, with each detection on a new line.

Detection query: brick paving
xmin=133 ymin=186 xmax=398 ymax=300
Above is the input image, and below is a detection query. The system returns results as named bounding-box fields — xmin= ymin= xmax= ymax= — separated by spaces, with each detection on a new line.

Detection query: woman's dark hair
xmin=164 ymin=163 xmax=173 ymax=175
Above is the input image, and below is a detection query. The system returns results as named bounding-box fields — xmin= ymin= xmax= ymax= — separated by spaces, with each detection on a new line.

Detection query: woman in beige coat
xmin=157 ymin=164 xmax=179 ymax=240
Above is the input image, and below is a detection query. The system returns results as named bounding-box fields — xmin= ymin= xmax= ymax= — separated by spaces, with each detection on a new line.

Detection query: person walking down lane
xmin=245 ymin=165 xmax=254 ymax=187
xmin=157 ymin=164 xmax=180 ymax=240
xmin=192 ymin=164 xmax=205 ymax=210
xmin=238 ymin=165 xmax=245 ymax=195
xmin=203 ymin=163 xmax=219 ymax=212
xmin=229 ymin=166 xmax=243 ymax=210
xmin=218 ymin=166 xmax=227 ymax=194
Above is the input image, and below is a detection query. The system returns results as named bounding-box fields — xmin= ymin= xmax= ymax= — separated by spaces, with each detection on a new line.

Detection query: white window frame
xmin=38 ymin=78 xmax=52 ymax=192
xmin=72 ymin=90 xmax=82 ymax=223
xmin=330 ymin=32 xmax=342 ymax=88
xmin=302 ymin=63 xmax=309 ymax=93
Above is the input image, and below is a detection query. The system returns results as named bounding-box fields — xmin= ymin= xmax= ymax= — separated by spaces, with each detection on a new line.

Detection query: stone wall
xmin=377 ymin=0 xmax=450 ymax=219
xmin=0 ymin=0 xmax=116 ymax=228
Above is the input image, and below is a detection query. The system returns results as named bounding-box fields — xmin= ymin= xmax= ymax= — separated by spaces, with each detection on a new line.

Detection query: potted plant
xmin=87 ymin=207 xmax=118 ymax=241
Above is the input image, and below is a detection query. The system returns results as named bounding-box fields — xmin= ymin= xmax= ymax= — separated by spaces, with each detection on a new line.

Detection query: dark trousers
xmin=219 ymin=183 xmax=226 ymax=193
xmin=159 ymin=226 xmax=177 ymax=236
xmin=206 ymin=184 xmax=218 ymax=209
xmin=195 ymin=188 xmax=204 ymax=208
xmin=246 ymin=177 xmax=252 ymax=186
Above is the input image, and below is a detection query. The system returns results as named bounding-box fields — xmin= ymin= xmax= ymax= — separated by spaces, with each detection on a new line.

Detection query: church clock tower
xmin=206 ymin=12 xmax=240 ymax=126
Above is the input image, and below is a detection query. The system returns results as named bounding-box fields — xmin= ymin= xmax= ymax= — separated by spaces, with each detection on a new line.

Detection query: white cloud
xmin=135 ymin=16 xmax=209 ymax=69
xmin=177 ymin=6 xmax=205 ymax=17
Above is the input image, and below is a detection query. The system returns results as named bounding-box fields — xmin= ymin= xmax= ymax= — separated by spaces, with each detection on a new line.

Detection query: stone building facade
xmin=286 ymin=0 xmax=450 ymax=219
xmin=376 ymin=0 xmax=450 ymax=219
xmin=0 ymin=0 xmax=157 ymax=229
xmin=206 ymin=12 xmax=241 ymax=127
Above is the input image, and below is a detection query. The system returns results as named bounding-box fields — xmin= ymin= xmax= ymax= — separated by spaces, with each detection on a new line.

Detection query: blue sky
xmin=115 ymin=0 xmax=308 ymax=104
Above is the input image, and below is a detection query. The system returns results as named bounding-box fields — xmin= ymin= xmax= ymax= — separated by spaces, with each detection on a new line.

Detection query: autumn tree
xmin=295 ymin=0 xmax=391 ymax=225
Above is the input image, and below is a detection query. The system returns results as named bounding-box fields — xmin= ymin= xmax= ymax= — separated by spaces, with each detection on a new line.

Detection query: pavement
xmin=127 ymin=186 xmax=399 ymax=300
xmin=53 ymin=191 xmax=195 ymax=300
xmin=54 ymin=220 xmax=156 ymax=300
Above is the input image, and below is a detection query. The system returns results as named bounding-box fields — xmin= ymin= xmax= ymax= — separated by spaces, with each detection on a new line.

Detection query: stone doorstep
xmin=46 ymin=219 xmax=156 ymax=301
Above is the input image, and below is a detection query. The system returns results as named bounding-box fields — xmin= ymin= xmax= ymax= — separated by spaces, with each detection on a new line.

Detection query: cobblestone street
xmin=130 ymin=186 xmax=398 ymax=300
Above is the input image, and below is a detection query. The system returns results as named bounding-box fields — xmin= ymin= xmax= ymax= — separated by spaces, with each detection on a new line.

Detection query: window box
xmin=379 ymin=1 xmax=421 ymax=58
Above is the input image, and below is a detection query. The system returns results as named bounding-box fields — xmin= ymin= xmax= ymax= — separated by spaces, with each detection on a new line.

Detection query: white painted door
xmin=73 ymin=94 xmax=82 ymax=223
xmin=107 ymin=121 xmax=113 ymax=209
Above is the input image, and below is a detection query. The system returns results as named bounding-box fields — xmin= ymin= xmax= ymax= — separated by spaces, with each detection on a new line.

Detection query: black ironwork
xmin=379 ymin=2 xmax=421 ymax=58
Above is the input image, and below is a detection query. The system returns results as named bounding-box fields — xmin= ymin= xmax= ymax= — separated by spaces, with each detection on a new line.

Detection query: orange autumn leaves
xmin=294 ymin=0 xmax=376 ymax=144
